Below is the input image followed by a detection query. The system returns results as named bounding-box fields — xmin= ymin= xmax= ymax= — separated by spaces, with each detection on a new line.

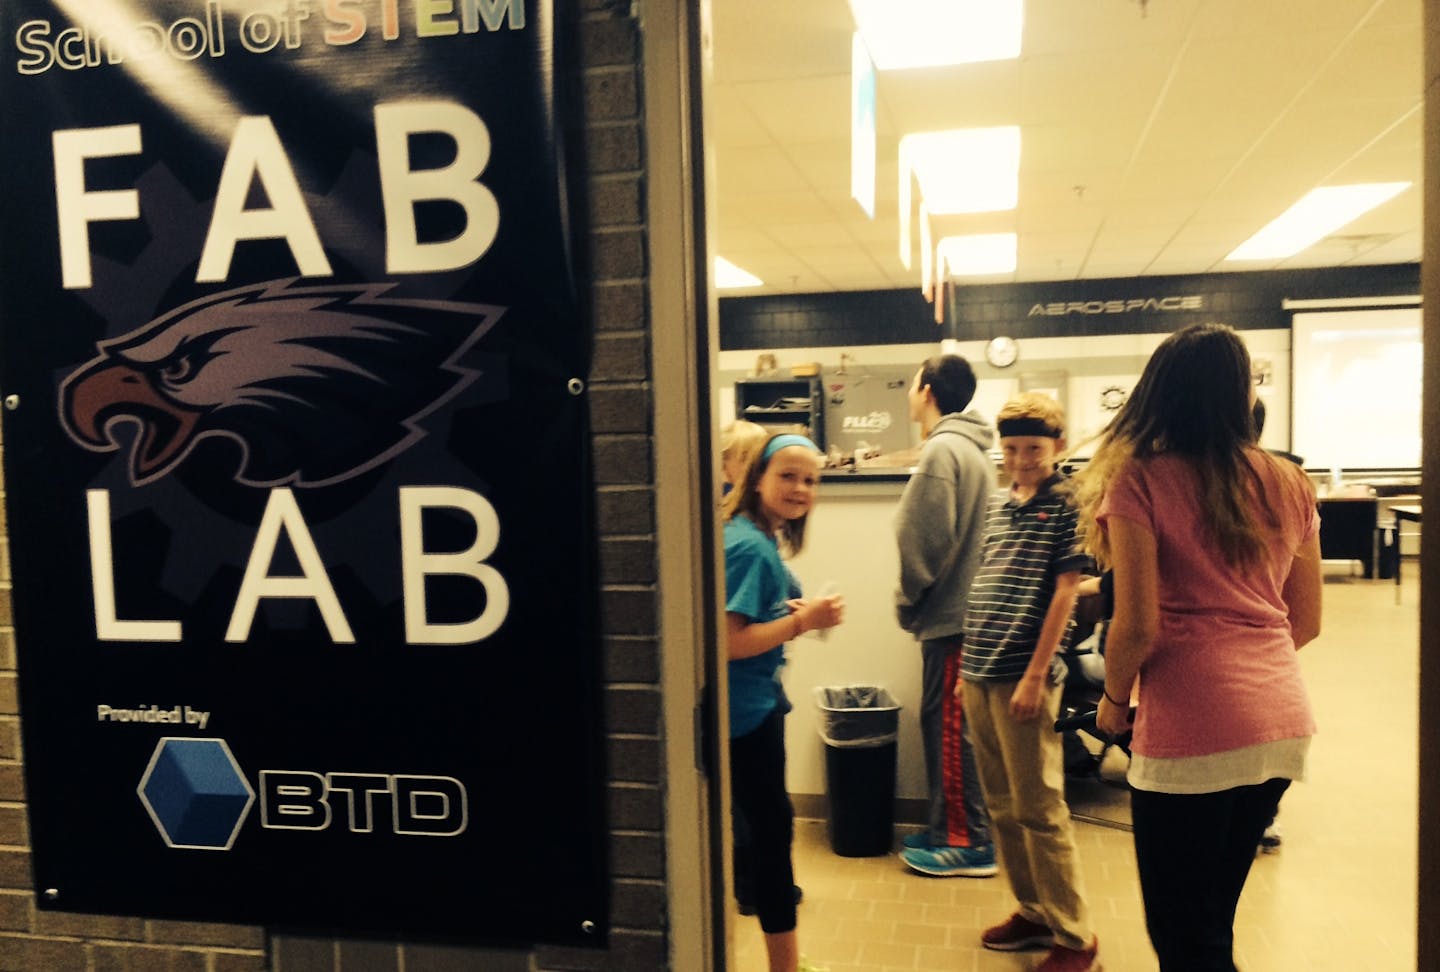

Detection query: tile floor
xmin=729 ymin=569 xmax=1419 ymax=971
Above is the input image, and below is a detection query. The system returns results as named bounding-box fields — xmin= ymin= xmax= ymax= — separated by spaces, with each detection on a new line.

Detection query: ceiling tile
xmin=878 ymin=60 xmax=1022 ymax=134
xmin=767 ymin=222 xmax=860 ymax=248
xmin=1190 ymin=0 xmax=1386 ymax=38
xmin=735 ymin=77 xmax=852 ymax=143
xmin=709 ymin=93 xmax=774 ymax=149
xmin=716 ymin=146 xmax=815 ymax=195
xmin=1304 ymin=24 xmax=1423 ymax=103
xmin=724 ymin=191 xmax=840 ymax=225
xmin=711 ymin=0 xmax=851 ymax=83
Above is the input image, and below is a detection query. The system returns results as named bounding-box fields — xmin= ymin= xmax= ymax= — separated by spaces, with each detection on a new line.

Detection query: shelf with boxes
xmin=734 ymin=375 xmax=825 ymax=451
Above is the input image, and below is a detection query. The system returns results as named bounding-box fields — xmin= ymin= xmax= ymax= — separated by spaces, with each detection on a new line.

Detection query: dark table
xmin=1318 ymin=496 xmax=1380 ymax=578
xmin=1391 ymin=504 xmax=1421 ymax=603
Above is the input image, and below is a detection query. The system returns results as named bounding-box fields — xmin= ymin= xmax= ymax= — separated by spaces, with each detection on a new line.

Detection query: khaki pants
xmin=963 ymin=678 xmax=1092 ymax=951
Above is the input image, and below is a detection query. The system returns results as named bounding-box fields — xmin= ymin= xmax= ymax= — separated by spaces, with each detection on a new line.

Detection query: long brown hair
xmin=721 ymin=433 xmax=818 ymax=555
xmin=1073 ymin=323 xmax=1300 ymax=567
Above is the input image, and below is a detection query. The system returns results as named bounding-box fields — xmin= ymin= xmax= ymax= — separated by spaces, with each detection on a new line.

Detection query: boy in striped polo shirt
xmin=959 ymin=393 xmax=1099 ymax=972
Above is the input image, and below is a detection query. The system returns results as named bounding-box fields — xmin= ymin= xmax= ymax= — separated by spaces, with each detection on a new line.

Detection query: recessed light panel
xmin=901 ymin=127 xmax=1021 ymax=215
xmin=937 ymin=233 xmax=1018 ymax=276
xmin=1225 ymin=183 xmax=1411 ymax=261
xmin=715 ymin=256 xmax=763 ymax=289
xmin=849 ymin=0 xmax=1023 ymax=70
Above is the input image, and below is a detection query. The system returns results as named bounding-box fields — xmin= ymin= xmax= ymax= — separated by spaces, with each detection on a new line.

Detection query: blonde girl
xmin=720 ymin=419 xmax=770 ymax=495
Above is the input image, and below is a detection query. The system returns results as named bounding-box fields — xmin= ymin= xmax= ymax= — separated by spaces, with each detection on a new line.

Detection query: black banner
xmin=0 ymin=0 xmax=606 ymax=946
xmin=718 ymin=264 xmax=1421 ymax=351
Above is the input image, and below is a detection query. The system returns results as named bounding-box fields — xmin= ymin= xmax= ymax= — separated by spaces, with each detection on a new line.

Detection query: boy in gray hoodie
xmin=894 ymin=354 xmax=997 ymax=876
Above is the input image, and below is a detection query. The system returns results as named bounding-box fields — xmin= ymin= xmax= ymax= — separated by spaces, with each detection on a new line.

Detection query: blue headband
xmin=761 ymin=434 xmax=820 ymax=461
xmin=997 ymin=417 xmax=1062 ymax=439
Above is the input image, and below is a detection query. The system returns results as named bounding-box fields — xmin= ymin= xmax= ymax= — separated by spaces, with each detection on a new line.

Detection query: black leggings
xmin=1130 ymin=778 xmax=1291 ymax=971
xmin=730 ymin=709 xmax=796 ymax=934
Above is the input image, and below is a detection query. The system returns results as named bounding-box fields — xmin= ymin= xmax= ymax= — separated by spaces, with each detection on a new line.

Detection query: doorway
xmin=697 ymin=1 xmax=1427 ymax=970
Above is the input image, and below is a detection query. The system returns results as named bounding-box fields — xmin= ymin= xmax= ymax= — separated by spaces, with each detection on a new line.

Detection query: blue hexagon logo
xmin=137 ymin=737 xmax=254 ymax=851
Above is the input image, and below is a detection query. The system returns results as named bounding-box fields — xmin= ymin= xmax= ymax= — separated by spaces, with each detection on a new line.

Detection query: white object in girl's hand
xmin=807 ymin=582 xmax=840 ymax=641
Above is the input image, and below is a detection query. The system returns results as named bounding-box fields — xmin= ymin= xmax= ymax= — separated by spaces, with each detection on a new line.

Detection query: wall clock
xmin=985 ymin=335 xmax=1019 ymax=368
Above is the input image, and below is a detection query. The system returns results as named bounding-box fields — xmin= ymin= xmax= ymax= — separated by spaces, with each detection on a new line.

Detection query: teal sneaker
xmin=797 ymin=958 xmax=829 ymax=972
xmin=901 ymin=831 xmax=938 ymax=851
xmin=901 ymin=843 xmax=998 ymax=877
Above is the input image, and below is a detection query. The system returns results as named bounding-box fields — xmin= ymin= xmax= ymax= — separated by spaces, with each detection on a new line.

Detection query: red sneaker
xmin=980 ymin=912 xmax=1052 ymax=951
xmin=1036 ymin=936 xmax=1100 ymax=971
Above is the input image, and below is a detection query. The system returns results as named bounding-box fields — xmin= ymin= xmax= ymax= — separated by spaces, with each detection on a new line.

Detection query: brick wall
xmin=0 ymin=2 xmax=668 ymax=970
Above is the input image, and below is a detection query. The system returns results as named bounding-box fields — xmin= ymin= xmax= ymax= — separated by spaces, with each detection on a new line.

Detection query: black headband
xmin=997 ymin=417 xmax=1062 ymax=439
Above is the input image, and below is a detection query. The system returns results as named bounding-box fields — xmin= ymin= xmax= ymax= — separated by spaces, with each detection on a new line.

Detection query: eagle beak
xmin=60 ymin=359 xmax=203 ymax=481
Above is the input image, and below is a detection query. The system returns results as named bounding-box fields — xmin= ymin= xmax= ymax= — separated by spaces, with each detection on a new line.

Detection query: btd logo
xmin=138 ymin=737 xmax=467 ymax=850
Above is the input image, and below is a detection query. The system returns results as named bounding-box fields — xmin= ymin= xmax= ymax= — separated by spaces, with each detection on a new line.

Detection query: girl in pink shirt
xmin=1074 ymin=323 xmax=1322 ymax=972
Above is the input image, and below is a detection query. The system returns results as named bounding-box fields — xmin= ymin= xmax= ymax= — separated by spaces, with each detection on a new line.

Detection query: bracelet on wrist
xmin=1102 ymin=687 xmax=1127 ymax=707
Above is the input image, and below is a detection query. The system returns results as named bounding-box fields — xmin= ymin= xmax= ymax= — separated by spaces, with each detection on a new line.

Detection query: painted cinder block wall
xmin=0 ymin=2 xmax=670 ymax=970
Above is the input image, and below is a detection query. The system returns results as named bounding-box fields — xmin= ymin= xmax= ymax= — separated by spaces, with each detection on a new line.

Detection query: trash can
xmin=813 ymin=686 xmax=901 ymax=857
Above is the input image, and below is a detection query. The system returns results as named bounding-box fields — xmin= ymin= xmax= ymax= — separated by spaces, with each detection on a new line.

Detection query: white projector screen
xmin=1291 ymin=307 xmax=1422 ymax=469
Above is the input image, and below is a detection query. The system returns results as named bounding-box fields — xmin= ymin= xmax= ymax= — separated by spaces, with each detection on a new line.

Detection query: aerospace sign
xmin=1026 ymin=295 xmax=1206 ymax=317
xmin=0 ymin=0 xmax=606 ymax=946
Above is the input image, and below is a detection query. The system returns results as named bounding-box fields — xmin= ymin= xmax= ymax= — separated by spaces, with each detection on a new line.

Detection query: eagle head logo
xmin=59 ymin=279 xmax=504 ymax=487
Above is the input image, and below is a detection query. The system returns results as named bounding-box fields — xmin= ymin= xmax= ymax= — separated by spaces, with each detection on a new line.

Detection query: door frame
xmin=644 ymin=0 xmax=731 ymax=968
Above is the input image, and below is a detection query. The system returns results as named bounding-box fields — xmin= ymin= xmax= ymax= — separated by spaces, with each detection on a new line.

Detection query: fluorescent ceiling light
xmin=715 ymin=256 xmax=763 ymax=289
xmin=901 ymin=127 xmax=1020 ymax=215
xmin=849 ymin=0 xmax=1022 ymax=70
xmin=937 ymin=233 xmax=1017 ymax=276
xmin=1225 ymin=183 xmax=1411 ymax=261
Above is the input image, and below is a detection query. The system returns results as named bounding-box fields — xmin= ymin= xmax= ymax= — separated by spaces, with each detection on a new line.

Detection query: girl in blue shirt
xmin=721 ymin=433 xmax=844 ymax=972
